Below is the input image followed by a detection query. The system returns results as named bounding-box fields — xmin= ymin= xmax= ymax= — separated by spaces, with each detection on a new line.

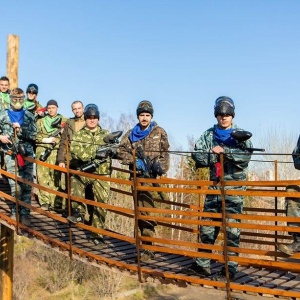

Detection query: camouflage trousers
xmin=285 ymin=185 xmax=300 ymax=228
xmin=5 ymin=153 xmax=33 ymax=216
xmin=196 ymin=192 xmax=244 ymax=275
xmin=135 ymin=181 xmax=167 ymax=239
xmin=36 ymin=147 xmax=62 ymax=208
xmin=70 ymin=174 xmax=110 ymax=239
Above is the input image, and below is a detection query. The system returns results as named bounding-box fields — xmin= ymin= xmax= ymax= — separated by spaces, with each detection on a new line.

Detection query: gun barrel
xmin=245 ymin=147 xmax=265 ymax=152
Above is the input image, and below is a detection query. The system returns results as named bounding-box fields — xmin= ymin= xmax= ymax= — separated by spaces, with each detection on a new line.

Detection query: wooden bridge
xmin=1 ymin=154 xmax=300 ymax=300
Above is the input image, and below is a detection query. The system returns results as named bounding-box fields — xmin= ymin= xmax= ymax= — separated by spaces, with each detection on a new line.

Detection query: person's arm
xmin=192 ymin=129 xmax=218 ymax=168
xmin=35 ymin=119 xmax=45 ymax=145
xmin=57 ymin=121 xmax=70 ymax=165
xmin=19 ymin=112 xmax=37 ymax=142
xmin=0 ymin=114 xmax=13 ymax=145
xmin=116 ymin=130 xmax=134 ymax=165
xmin=223 ymin=138 xmax=253 ymax=165
xmin=293 ymin=135 xmax=300 ymax=170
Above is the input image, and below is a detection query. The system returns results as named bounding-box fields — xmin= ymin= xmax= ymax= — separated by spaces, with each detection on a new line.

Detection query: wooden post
xmin=6 ymin=34 xmax=19 ymax=88
xmin=0 ymin=33 xmax=19 ymax=300
xmin=0 ymin=225 xmax=14 ymax=300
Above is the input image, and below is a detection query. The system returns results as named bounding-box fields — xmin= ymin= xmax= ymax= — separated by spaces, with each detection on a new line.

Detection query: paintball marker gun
xmin=231 ymin=130 xmax=265 ymax=152
xmin=135 ymin=145 xmax=164 ymax=200
xmin=0 ymin=122 xmax=27 ymax=167
xmin=39 ymin=117 xmax=65 ymax=161
xmin=80 ymin=130 xmax=123 ymax=173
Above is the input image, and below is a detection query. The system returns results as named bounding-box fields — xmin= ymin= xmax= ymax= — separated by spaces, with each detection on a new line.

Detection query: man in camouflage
xmin=0 ymin=76 xmax=10 ymax=112
xmin=0 ymin=88 xmax=37 ymax=226
xmin=35 ymin=99 xmax=66 ymax=210
xmin=278 ymin=139 xmax=300 ymax=255
xmin=0 ymin=76 xmax=11 ymax=175
xmin=117 ymin=100 xmax=170 ymax=261
xmin=185 ymin=96 xmax=252 ymax=281
xmin=57 ymin=100 xmax=85 ymax=168
xmin=67 ymin=104 xmax=113 ymax=247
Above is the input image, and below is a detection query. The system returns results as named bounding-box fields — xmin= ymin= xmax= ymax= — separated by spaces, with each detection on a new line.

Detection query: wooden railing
xmin=1 ymin=152 xmax=300 ymax=299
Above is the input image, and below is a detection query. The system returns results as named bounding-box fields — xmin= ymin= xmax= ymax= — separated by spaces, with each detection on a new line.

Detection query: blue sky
xmin=1 ymin=1 xmax=300 ymax=150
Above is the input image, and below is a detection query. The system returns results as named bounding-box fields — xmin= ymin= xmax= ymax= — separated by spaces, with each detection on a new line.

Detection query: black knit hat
xmin=46 ymin=99 xmax=58 ymax=107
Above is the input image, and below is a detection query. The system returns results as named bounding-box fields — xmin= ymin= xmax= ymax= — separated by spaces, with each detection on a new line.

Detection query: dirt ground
xmin=144 ymin=284 xmax=281 ymax=300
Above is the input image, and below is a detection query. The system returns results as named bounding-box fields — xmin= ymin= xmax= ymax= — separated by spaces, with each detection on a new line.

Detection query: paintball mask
xmin=214 ymin=96 xmax=235 ymax=117
xmin=10 ymin=88 xmax=25 ymax=110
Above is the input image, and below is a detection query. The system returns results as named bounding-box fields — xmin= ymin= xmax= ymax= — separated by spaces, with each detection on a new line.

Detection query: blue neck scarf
xmin=7 ymin=109 xmax=25 ymax=125
xmin=214 ymin=127 xmax=237 ymax=147
xmin=129 ymin=121 xmax=155 ymax=142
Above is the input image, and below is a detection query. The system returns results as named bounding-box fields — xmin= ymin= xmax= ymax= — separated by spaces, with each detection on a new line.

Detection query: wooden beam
xmin=0 ymin=33 xmax=19 ymax=300
xmin=0 ymin=225 xmax=14 ymax=300
xmin=6 ymin=34 xmax=19 ymax=88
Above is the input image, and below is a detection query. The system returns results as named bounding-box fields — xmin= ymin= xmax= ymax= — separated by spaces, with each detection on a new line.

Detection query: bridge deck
xmin=1 ymin=199 xmax=300 ymax=299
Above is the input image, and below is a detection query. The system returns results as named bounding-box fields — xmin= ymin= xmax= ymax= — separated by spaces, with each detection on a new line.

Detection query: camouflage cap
xmin=136 ymin=100 xmax=154 ymax=116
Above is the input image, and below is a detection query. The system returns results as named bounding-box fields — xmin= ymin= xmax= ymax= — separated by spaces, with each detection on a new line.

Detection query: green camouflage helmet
xmin=136 ymin=100 xmax=154 ymax=116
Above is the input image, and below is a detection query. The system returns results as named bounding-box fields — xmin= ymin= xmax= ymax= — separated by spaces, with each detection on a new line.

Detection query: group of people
xmin=0 ymin=77 xmax=170 ymax=259
xmin=0 ymin=74 xmax=299 ymax=279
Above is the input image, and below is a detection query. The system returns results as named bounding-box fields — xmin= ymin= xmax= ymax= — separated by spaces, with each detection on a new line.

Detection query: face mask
xmin=11 ymin=96 xmax=24 ymax=110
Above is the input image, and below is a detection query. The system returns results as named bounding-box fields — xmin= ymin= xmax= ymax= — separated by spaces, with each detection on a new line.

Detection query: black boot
xmin=67 ymin=209 xmax=84 ymax=224
xmin=278 ymin=234 xmax=300 ymax=255
xmin=181 ymin=262 xmax=211 ymax=277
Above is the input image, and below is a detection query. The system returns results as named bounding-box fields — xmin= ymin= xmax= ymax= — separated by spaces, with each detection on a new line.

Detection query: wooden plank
xmin=234 ymin=267 xmax=261 ymax=284
xmin=246 ymin=269 xmax=275 ymax=287
xmin=275 ymin=276 xmax=300 ymax=290
xmin=263 ymin=272 xmax=296 ymax=289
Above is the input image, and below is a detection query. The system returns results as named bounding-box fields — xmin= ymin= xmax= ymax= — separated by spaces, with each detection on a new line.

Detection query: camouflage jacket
xmin=292 ymin=135 xmax=300 ymax=170
xmin=57 ymin=117 xmax=85 ymax=164
xmin=0 ymin=109 xmax=37 ymax=157
xmin=192 ymin=124 xmax=252 ymax=182
xmin=117 ymin=122 xmax=170 ymax=174
xmin=0 ymin=92 xmax=10 ymax=112
xmin=70 ymin=125 xmax=112 ymax=175
xmin=36 ymin=114 xmax=67 ymax=151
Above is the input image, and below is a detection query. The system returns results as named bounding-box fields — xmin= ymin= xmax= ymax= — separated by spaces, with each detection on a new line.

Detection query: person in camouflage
xmin=0 ymin=76 xmax=11 ymax=175
xmin=184 ymin=96 xmax=252 ymax=281
xmin=67 ymin=104 xmax=113 ymax=247
xmin=0 ymin=88 xmax=37 ymax=226
xmin=278 ymin=139 xmax=300 ymax=255
xmin=117 ymin=100 xmax=170 ymax=261
xmin=57 ymin=100 xmax=85 ymax=168
xmin=23 ymin=83 xmax=45 ymax=118
xmin=0 ymin=76 xmax=10 ymax=112
xmin=56 ymin=100 xmax=85 ymax=212
xmin=35 ymin=99 xmax=67 ymax=210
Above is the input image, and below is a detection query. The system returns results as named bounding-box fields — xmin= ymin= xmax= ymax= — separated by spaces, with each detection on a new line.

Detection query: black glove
xmin=151 ymin=159 xmax=163 ymax=177
xmin=109 ymin=147 xmax=118 ymax=158
xmin=95 ymin=148 xmax=111 ymax=159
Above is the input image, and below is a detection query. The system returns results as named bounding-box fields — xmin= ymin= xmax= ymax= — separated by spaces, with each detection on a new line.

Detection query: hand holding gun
xmin=135 ymin=145 xmax=164 ymax=200
xmin=39 ymin=117 xmax=65 ymax=161
xmin=0 ymin=123 xmax=27 ymax=167
xmin=80 ymin=130 xmax=123 ymax=173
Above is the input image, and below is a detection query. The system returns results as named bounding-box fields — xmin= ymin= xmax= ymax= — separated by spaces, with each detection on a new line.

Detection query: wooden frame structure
xmin=1 ymin=153 xmax=300 ymax=300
